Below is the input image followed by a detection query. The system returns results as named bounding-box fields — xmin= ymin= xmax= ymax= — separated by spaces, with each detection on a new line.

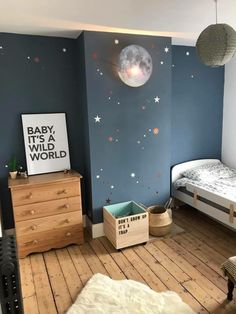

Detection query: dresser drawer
xmin=11 ymin=181 xmax=80 ymax=206
xmin=17 ymin=225 xmax=84 ymax=258
xmin=15 ymin=211 xmax=82 ymax=237
xmin=14 ymin=196 xmax=81 ymax=222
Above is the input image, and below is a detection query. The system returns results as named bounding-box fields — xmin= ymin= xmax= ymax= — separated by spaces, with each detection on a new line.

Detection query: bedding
xmin=174 ymin=176 xmax=236 ymax=202
xmin=172 ymin=159 xmax=236 ymax=230
xmin=181 ymin=161 xmax=236 ymax=181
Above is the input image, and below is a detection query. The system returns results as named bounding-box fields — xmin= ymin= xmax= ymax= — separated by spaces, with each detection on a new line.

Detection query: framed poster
xmin=22 ymin=113 xmax=71 ymax=175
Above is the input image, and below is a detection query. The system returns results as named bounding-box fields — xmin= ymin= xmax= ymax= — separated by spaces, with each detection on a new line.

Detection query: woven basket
xmin=148 ymin=205 xmax=172 ymax=237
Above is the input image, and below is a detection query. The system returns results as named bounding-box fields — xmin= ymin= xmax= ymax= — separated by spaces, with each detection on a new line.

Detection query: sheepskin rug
xmin=67 ymin=273 xmax=195 ymax=314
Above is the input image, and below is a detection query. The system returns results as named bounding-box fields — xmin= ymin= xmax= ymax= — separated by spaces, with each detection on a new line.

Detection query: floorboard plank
xmin=30 ymin=253 xmax=57 ymax=314
xmin=79 ymin=243 xmax=109 ymax=276
xmin=174 ymin=207 xmax=236 ymax=250
xmin=22 ymin=295 xmax=39 ymax=314
xmin=153 ymin=239 xmax=226 ymax=304
xmin=19 ymin=207 xmax=236 ymax=314
xmin=67 ymin=245 xmax=93 ymax=285
xmin=144 ymin=242 xmax=190 ymax=283
xmin=173 ymin=234 xmax=225 ymax=277
xmin=56 ymin=248 xmax=83 ymax=301
xmin=174 ymin=215 xmax=234 ymax=258
xmin=19 ymin=256 xmax=36 ymax=299
xmin=122 ymin=247 xmax=167 ymax=292
xmin=90 ymin=238 xmax=126 ymax=280
xmin=182 ymin=280 xmax=219 ymax=313
xmin=134 ymin=245 xmax=207 ymax=313
xmin=99 ymin=237 xmax=147 ymax=284
xmin=164 ymin=237 xmax=228 ymax=294
xmin=44 ymin=250 xmax=72 ymax=313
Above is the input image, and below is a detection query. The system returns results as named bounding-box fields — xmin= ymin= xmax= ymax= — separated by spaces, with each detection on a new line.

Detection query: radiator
xmin=0 ymin=235 xmax=23 ymax=314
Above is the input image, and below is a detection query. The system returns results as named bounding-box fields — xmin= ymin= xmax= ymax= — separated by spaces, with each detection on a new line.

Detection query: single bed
xmin=171 ymin=159 xmax=236 ymax=230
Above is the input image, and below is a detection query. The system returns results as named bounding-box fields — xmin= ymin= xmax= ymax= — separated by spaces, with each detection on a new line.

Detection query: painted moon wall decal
xmin=118 ymin=45 xmax=153 ymax=87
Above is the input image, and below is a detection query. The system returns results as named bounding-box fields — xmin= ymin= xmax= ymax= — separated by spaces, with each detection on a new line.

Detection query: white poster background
xmin=22 ymin=113 xmax=71 ymax=175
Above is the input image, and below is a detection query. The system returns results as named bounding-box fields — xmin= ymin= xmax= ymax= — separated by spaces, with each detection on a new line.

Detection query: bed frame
xmin=171 ymin=159 xmax=236 ymax=230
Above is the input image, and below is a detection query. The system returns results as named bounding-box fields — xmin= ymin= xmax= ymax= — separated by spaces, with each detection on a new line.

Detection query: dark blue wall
xmin=0 ymin=33 xmax=225 ymax=228
xmin=171 ymin=46 xmax=224 ymax=166
xmin=81 ymin=31 xmax=172 ymax=224
xmin=0 ymin=33 xmax=84 ymax=229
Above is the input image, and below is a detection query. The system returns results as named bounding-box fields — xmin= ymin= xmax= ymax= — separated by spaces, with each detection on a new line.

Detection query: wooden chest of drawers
xmin=9 ymin=171 xmax=84 ymax=258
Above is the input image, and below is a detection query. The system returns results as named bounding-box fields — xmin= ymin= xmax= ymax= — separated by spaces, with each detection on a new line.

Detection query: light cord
xmin=215 ymin=0 xmax=218 ymax=24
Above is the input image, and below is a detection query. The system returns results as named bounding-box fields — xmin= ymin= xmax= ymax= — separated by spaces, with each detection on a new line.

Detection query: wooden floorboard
xmin=19 ymin=206 xmax=236 ymax=314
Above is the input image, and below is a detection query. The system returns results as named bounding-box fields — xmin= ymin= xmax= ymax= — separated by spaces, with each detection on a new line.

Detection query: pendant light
xmin=196 ymin=0 xmax=236 ymax=67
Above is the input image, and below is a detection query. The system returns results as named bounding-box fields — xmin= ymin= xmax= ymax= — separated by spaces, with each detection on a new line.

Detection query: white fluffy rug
xmin=67 ymin=273 xmax=195 ymax=314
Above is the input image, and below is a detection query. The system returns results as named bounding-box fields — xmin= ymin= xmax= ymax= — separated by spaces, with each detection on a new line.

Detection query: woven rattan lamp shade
xmin=196 ymin=23 xmax=236 ymax=67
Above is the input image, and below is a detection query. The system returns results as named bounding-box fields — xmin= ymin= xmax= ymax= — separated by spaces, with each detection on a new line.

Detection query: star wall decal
xmin=94 ymin=115 xmax=101 ymax=123
xmin=153 ymin=128 xmax=159 ymax=135
xmin=106 ymin=198 xmax=111 ymax=204
xmin=164 ymin=47 xmax=169 ymax=53
xmin=154 ymin=96 xmax=160 ymax=103
xmin=92 ymin=52 xmax=98 ymax=60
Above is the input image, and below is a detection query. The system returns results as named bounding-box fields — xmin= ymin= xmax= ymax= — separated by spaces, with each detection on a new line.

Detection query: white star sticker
xmin=94 ymin=115 xmax=101 ymax=123
xmin=160 ymin=61 xmax=164 ymax=65
xmin=154 ymin=96 xmax=160 ymax=103
xmin=186 ymin=51 xmax=190 ymax=56
xmin=131 ymin=173 xmax=136 ymax=178
xmin=114 ymin=39 xmax=119 ymax=45
xmin=164 ymin=47 xmax=169 ymax=53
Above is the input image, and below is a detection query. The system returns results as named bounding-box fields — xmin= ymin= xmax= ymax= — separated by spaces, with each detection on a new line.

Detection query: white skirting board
xmin=86 ymin=215 xmax=105 ymax=238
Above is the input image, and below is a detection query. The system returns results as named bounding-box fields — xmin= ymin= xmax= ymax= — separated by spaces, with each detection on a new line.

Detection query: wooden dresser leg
xmin=227 ymin=278 xmax=235 ymax=301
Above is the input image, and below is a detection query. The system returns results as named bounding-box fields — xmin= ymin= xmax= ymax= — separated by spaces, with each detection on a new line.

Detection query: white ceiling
xmin=1 ymin=0 xmax=236 ymax=46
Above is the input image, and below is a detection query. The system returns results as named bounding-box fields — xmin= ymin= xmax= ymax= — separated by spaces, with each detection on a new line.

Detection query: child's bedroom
xmin=0 ymin=0 xmax=236 ymax=313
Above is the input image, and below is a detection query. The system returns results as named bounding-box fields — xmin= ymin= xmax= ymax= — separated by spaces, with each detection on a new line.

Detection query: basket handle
xmin=139 ymin=203 xmax=149 ymax=212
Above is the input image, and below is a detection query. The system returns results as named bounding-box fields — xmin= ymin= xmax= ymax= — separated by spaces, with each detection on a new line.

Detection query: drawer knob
xmin=58 ymin=189 xmax=67 ymax=195
xmin=31 ymin=225 xmax=37 ymax=230
xmin=64 ymin=204 xmax=70 ymax=209
xmin=64 ymin=219 xmax=70 ymax=224
xmin=66 ymin=232 xmax=71 ymax=237
xmin=27 ymin=192 xmax=33 ymax=199
xmin=30 ymin=210 xmax=35 ymax=215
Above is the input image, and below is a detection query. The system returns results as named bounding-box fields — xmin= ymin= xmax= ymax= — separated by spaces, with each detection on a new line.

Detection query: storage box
xmin=103 ymin=201 xmax=149 ymax=249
